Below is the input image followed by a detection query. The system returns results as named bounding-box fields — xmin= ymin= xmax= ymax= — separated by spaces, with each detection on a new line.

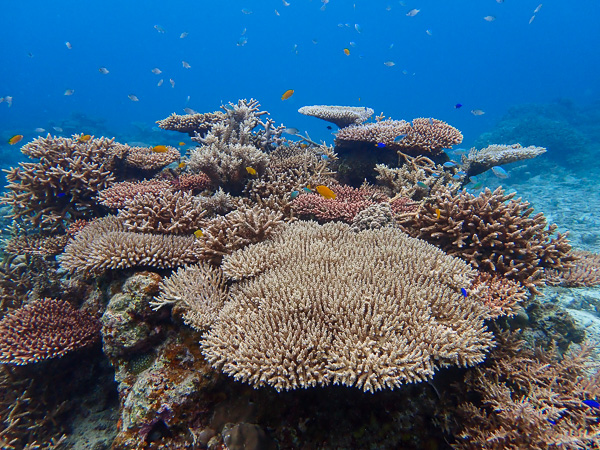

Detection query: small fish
xmin=406 ymin=9 xmax=420 ymax=17
xmin=290 ymin=190 xmax=300 ymax=200
xmin=8 ymin=135 xmax=23 ymax=145
xmin=326 ymin=125 xmax=332 ymax=130
xmin=275 ymin=9 xmax=280 ymax=15
xmin=53 ymin=126 xmax=63 ymax=132
xmin=64 ymin=89 xmax=75 ymax=96
xmin=78 ymin=134 xmax=91 ymax=142
xmin=452 ymin=148 xmax=467 ymax=155
xmin=491 ymin=166 xmax=509 ymax=179
xmin=237 ymin=36 xmax=248 ymax=46
xmin=152 ymin=145 xmax=169 ymax=153
xmin=343 ymin=48 xmax=350 ymax=56
xmin=443 ymin=161 xmax=457 ymax=168
xmin=312 ymin=39 xmax=318 ymax=44
xmin=300 ymin=143 xmax=308 ymax=149
xmin=428 ymin=118 xmax=434 ymax=125
xmin=282 ymin=0 xmax=290 ymax=5
xmin=376 ymin=142 xmax=386 ymax=148
xmin=496 ymin=0 xmax=504 ymax=3
xmin=185 ymin=95 xmax=191 ymax=103
xmin=169 ymin=78 xmax=175 ymax=88
xmin=128 ymin=94 xmax=139 ymax=102
xmin=547 ymin=419 xmax=557 ymax=425
xmin=394 ymin=134 xmax=407 ymax=142
xmin=178 ymin=161 xmax=186 ymax=168
xmin=529 ymin=15 xmax=536 ymax=24
xmin=483 ymin=16 xmax=496 ymax=22
xmin=461 ymin=288 xmax=468 ymax=297
xmin=302 ymin=187 xmax=313 ymax=193
xmin=472 ymin=181 xmax=484 ymax=189
xmin=245 ymin=166 xmax=257 ymax=175
xmin=456 ymin=171 xmax=467 ymax=176
xmin=321 ymin=154 xmax=329 ymax=161
xmin=154 ymin=25 xmax=165 ymax=33
xmin=241 ymin=28 xmax=247 ymax=35
xmin=241 ymin=8 xmax=253 ymax=14
xmin=315 ymin=185 xmax=336 ymax=199
xmin=27 ymin=52 xmax=33 ymax=57
xmin=384 ymin=61 xmax=396 ymax=67
xmin=582 ymin=400 xmax=600 ymax=409
xmin=178 ymin=142 xmax=186 ymax=146
xmin=534 ymin=4 xmax=542 ymax=13
xmin=151 ymin=68 xmax=162 ymax=75
xmin=425 ymin=29 xmax=432 ymax=36
xmin=183 ymin=107 xmax=198 ymax=115
xmin=182 ymin=61 xmax=191 ymax=69
xmin=56 ymin=192 xmax=66 ymax=198
xmin=281 ymin=89 xmax=294 ymax=100
xmin=435 ymin=208 xmax=441 ymax=219
xmin=349 ymin=41 xmax=356 ymax=47
xmin=194 ymin=230 xmax=204 ymax=238
xmin=284 ymin=127 xmax=299 ymax=135
xmin=98 ymin=67 xmax=109 ymax=74
xmin=157 ymin=79 xmax=164 ymax=86
xmin=180 ymin=32 xmax=188 ymax=39
xmin=471 ymin=109 xmax=485 ymax=116
xmin=354 ymin=23 xmax=362 ymax=33
xmin=452 ymin=174 xmax=462 ymax=180
xmin=34 ymin=127 xmax=45 ymax=133
xmin=416 ymin=181 xmax=428 ymax=189
xmin=4 ymin=96 xmax=12 ymax=107
xmin=455 ymin=103 xmax=462 ymax=109
xmin=65 ymin=41 xmax=72 ymax=49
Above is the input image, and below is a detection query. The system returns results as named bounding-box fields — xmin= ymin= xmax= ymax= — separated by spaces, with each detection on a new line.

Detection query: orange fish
xmin=178 ymin=141 xmax=185 ymax=146
xmin=435 ymin=208 xmax=441 ymax=219
xmin=78 ymin=134 xmax=91 ymax=142
xmin=245 ymin=166 xmax=257 ymax=175
xmin=178 ymin=162 xmax=186 ymax=169
xmin=8 ymin=134 xmax=23 ymax=145
xmin=152 ymin=145 xmax=169 ymax=153
xmin=315 ymin=185 xmax=336 ymax=199
xmin=343 ymin=48 xmax=350 ymax=56
xmin=281 ymin=89 xmax=294 ymax=100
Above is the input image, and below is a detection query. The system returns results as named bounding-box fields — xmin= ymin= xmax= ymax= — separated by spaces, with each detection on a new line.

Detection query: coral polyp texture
xmin=59 ymin=216 xmax=200 ymax=275
xmin=0 ymin=134 xmax=123 ymax=232
xmin=400 ymin=187 xmax=574 ymax=291
xmin=122 ymin=144 xmax=180 ymax=171
xmin=202 ymin=221 xmax=494 ymax=393
xmin=0 ymin=298 xmax=100 ymax=365
xmin=298 ymin=105 xmax=375 ymax=128
xmin=98 ymin=179 xmax=173 ymax=209
xmin=156 ymin=111 xmax=226 ymax=137
xmin=335 ymin=118 xmax=463 ymax=156
xmin=547 ymin=250 xmax=600 ymax=287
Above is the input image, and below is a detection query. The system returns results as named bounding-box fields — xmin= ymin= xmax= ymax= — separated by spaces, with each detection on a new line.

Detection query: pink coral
xmin=98 ymin=180 xmax=173 ymax=209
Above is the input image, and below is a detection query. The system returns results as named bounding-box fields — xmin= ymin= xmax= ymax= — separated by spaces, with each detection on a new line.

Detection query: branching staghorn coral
xmin=117 ymin=190 xmax=208 ymax=234
xmin=156 ymin=111 xmax=226 ymax=137
xmin=460 ymin=143 xmax=547 ymax=178
xmin=197 ymin=205 xmax=285 ymax=264
xmin=298 ymin=105 xmax=375 ymax=128
xmin=59 ymin=216 xmax=201 ymax=275
xmin=0 ymin=298 xmax=101 ymax=365
xmin=546 ymin=250 xmax=600 ymax=287
xmin=452 ymin=332 xmax=600 ymax=449
xmin=3 ymin=234 xmax=69 ymax=257
xmin=98 ymin=179 xmax=173 ymax=209
xmin=399 ymin=187 xmax=574 ymax=292
xmin=0 ymin=134 xmax=124 ymax=232
xmin=151 ymin=262 xmax=226 ymax=330
xmin=202 ymin=221 xmax=495 ymax=393
xmin=470 ymin=272 xmax=529 ymax=319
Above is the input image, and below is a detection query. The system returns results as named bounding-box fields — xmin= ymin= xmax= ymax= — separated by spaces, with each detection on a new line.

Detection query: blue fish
xmin=461 ymin=288 xmax=468 ymax=297
xmin=56 ymin=192 xmax=66 ymax=198
xmin=491 ymin=166 xmax=509 ymax=179
xmin=290 ymin=190 xmax=300 ymax=200
xmin=455 ymin=103 xmax=463 ymax=109
xmin=452 ymin=174 xmax=461 ymax=180
xmin=416 ymin=181 xmax=428 ymax=189
xmin=376 ymin=142 xmax=386 ymax=148
xmin=321 ymin=154 xmax=329 ymax=161
xmin=443 ymin=161 xmax=457 ymax=168
xmin=394 ymin=134 xmax=407 ymax=142
xmin=547 ymin=419 xmax=557 ymax=425
xmin=302 ymin=187 xmax=313 ymax=193
xmin=583 ymin=400 xmax=600 ymax=409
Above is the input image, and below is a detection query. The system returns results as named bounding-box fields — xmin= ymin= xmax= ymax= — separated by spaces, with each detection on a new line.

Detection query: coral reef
xmin=98 ymin=179 xmax=172 ymax=209
xmin=547 ymin=250 xmax=600 ymax=287
xmin=122 ymin=145 xmax=180 ymax=171
xmin=471 ymin=272 xmax=529 ymax=319
xmin=4 ymin=234 xmax=69 ymax=257
xmin=298 ymin=105 xmax=374 ymax=128
xmin=460 ymin=143 xmax=547 ymax=178
xmin=156 ymin=111 xmax=225 ymax=137
xmin=59 ymin=216 xmax=201 ymax=275
xmin=202 ymin=221 xmax=494 ymax=392
xmin=0 ymin=298 xmax=100 ymax=365
xmin=400 ymin=187 xmax=574 ymax=291
xmin=0 ymin=135 xmax=123 ymax=232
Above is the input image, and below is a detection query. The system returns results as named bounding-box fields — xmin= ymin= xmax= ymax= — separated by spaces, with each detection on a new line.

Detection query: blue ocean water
xmin=1 ymin=0 xmax=599 ymax=150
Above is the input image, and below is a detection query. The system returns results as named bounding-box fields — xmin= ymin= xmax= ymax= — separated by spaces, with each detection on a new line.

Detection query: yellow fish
xmin=245 ymin=166 xmax=257 ymax=175
xmin=8 ymin=134 xmax=23 ymax=145
xmin=178 ymin=162 xmax=186 ymax=169
xmin=178 ymin=141 xmax=186 ymax=146
xmin=343 ymin=48 xmax=350 ymax=56
xmin=281 ymin=89 xmax=294 ymax=100
xmin=152 ymin=145 xmax=169 ymax=153
xmin=194 ymin=229 xmax=203 ymax=238
xmin=435 ymin=208 xmax=441 ymax=219
xmin=78 ymin=134 xmax=91 ymax=142
xmin=315 ymin=185 xmax=336 ymax=199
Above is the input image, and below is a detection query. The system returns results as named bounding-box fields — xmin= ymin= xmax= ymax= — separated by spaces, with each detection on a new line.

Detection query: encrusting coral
xmin=151 ymin=262 xmax=226 ymax=330
xmin=202 ymin=221 xmax=495 ymax=393
xmin=298 ymin=105 xmax=375 ymax=128
xmin=460 ymin=143 xmax=547 ymax=178
xmin=59 ymin=216 xmax=201 ymax=275
xmin=400 ymin=187 xmax=574 ymax=291
xmin=0 ymin=298 xmax=100 ymax=365
xmin=0 ymin=134 xmax=124 ymax=232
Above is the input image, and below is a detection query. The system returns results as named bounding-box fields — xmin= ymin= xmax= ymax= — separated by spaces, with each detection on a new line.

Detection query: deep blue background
xmin=1 ymin=0 xmax=599 ymax=149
